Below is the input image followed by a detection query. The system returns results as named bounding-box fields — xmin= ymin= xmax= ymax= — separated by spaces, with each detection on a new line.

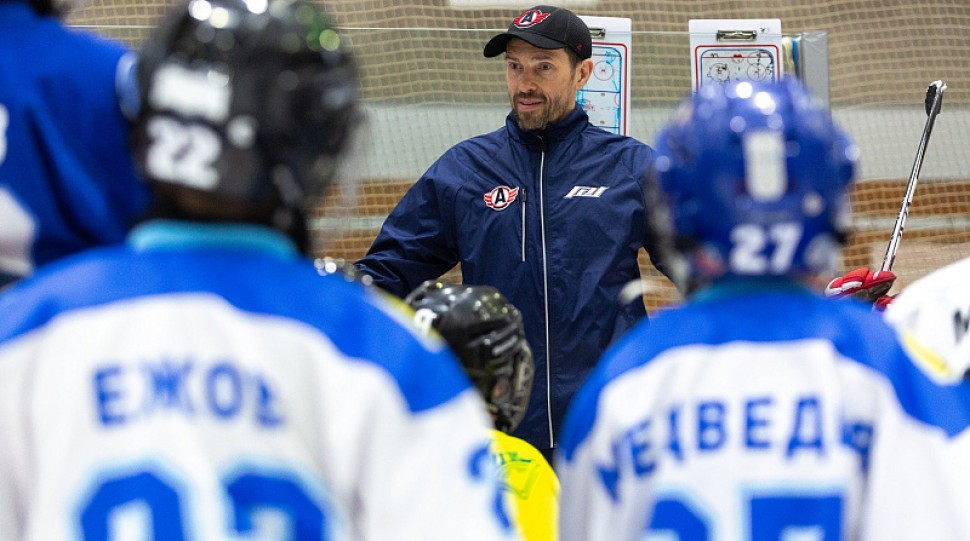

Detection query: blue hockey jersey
xmin=0 ymin=1 xmax=149 ymax=284
xmin=0 ymin=221 xmax=516 ymax=540
xmin=558 ymin=283 xmax=970 ymax=541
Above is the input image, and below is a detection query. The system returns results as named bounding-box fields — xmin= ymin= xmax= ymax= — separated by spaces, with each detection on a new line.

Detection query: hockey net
xmin=70 ymin=0 xmax=970 ymax=312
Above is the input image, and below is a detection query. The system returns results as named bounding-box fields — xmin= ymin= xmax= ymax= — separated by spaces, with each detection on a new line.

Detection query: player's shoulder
xmin=0 ymin=248 xmax=473 ymax=415
xmin=284 ymin=274 xmax=474 ymax=413
xmin=892 ymin=256 xmax=970 ymax=309
xmin=195 ymin=259 xmax=471 ymax=414
xmin=788 ymin=291 xmax=970 ymax=437
xmin=713 ymin=288 xmax=910 ymax=370
xmin=0 ymin=245 xmax=131 ymax=340
xmin=884 ymin=256 xmax=970 ymax=380
xmin=616 ymin=289 xmax=861 ymax=354
xmin=560 ymin=289 xmax=970 ymax=456
xmin=571 ymin=288 xmax=897 ymax=401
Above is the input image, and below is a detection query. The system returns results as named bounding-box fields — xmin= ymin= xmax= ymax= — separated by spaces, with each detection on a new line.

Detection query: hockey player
xmin=0 ymin=0 xmax=150 ymax=286
xmin=556 ymin=79 xmax=970 ymax=541
xmin=0 ymin=1 xmax=516 ymax=539
xmin=406 ymin=281 xmax=559 ymax=541
xmin=882 ymin=256 xmax=970 ymax=380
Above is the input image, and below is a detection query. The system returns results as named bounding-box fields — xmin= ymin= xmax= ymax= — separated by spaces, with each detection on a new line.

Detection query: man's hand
xmin=825 ymin=267 xmax=897 ymax=310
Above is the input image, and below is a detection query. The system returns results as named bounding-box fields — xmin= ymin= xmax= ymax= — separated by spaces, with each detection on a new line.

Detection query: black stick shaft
xmin=881 ymin=80 xmax=946 ymax=273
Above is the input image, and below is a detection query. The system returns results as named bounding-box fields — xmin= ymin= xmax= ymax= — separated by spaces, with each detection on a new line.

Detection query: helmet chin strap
xmin=269 ymin=166 xmax=311 ymax=254
xmin=273 ymin=206 xmax=310 ymax=255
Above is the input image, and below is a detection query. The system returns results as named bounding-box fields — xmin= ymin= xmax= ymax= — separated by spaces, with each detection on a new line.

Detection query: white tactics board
xmin=689 ymin=19 xmax=783 ymax=93
xmin=578 ymin=16 xmax=632 ymax=135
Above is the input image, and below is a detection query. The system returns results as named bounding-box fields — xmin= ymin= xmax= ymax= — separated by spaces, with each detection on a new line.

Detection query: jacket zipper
xmin=520 ymin=187 xmax=527 ymax=262
xmin=538 ymin=146 xmax=554 ymax=449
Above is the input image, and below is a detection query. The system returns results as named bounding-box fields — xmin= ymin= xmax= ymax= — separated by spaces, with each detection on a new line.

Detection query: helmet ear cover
xmin=405 ymin=281 xmax=535 ymax=433
xmin=645 ymin=79 xmax=858 ymax=290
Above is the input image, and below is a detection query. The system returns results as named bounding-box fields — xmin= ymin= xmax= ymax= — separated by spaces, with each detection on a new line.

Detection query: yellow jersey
xmin=492 ymin=429 xmax=559 ymax=541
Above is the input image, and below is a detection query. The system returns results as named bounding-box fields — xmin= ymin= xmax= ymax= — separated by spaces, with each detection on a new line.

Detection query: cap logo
xmin=484 ymin=186 xmax=520 ymax=210
xmin=512 ymin=9 xmax=550 ymax=28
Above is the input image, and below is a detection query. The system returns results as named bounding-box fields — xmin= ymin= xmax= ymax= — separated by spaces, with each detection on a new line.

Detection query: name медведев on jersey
xmin=594 ymin=393 xmax=873 ymax=501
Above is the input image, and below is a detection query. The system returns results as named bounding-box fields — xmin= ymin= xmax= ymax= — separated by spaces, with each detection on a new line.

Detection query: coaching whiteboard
xmin=689 ymin=19 xmax=783 ymax=93
xmin=578 ymin=16 xmax=632 ymax=135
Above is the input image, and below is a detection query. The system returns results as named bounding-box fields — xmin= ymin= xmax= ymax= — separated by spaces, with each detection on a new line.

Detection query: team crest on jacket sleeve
xmin=484 ymin=186 xmax=519 ymax=211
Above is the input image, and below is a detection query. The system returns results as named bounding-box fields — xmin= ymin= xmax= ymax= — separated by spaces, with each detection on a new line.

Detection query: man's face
xmin=504 ymin=38 xmax=592 ymax=132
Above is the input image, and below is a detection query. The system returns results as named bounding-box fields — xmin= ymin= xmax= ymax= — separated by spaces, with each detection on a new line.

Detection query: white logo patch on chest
xmin=564 ymin=186 xmax=608 ymax=199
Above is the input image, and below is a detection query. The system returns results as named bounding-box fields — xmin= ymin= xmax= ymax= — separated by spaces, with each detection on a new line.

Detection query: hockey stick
xmin=880 ymin=80 xmax=947 ymax=273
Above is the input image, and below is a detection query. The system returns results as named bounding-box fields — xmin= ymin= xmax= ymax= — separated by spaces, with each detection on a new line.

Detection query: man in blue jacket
xmin=0 ymin=0 xmax=150 ymax=287
xmin=357 ymin=5 xmax=669 ymax=461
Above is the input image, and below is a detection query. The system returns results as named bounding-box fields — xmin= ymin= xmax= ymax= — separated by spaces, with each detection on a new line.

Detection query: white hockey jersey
xmin=557 ymin=283 xmax=970 ymax=541
xmin=885 ymin=255 xmax=970 ymax=380
xmin=0 ymin=222 xmax=517 ymax=541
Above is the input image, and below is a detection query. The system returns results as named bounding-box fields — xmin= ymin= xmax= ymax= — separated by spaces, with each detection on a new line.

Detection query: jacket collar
xmin=506 ymin=104 xmax=589 ymax=148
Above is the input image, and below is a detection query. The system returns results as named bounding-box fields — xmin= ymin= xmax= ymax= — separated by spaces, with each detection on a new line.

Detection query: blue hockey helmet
xmin=405 ymin=282 xmax=535 ymax=433
xmin=132 ymin=0 xmax=362 ymax=245
xmin=645 ymin=78 xmax=859 ymax=291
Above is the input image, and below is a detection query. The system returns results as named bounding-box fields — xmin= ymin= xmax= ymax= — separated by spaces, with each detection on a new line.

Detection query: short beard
xmin=511 ymin=93 xmax=575 ymax=132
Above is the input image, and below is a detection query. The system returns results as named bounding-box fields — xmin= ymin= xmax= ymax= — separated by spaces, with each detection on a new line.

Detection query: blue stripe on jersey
xmin=559 ymin=286 xmax=970 ymax=460
xmin=0 ymin=222 xmax=470 ymax=414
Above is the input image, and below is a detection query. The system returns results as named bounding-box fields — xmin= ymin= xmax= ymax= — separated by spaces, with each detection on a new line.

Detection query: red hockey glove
xmin=824 ymin=267 xmax=897 ymax=303
xmin=872 ymin=294 xmax=896 ymax=312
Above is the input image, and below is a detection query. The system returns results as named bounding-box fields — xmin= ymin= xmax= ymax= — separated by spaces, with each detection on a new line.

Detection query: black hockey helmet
xmin=132 ymin=0 xmax=361 ymax=245
xmin=405 ymin=281 xmax=535 ymax=433
xmin=28 ymin=0 xmax=84 ymax=16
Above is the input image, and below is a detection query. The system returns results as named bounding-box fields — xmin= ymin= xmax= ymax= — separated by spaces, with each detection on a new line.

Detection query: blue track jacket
xmin=358 ymin=105 xmax=668 ymax=450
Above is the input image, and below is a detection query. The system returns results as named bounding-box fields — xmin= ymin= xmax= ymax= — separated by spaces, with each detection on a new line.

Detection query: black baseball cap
xmin=483 ymin=5 xmax=592 ymax=60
